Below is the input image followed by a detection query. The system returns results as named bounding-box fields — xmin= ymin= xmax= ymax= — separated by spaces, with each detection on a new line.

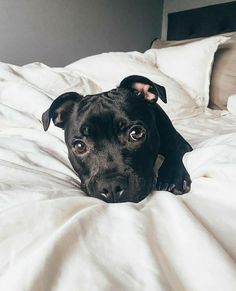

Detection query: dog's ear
xmin=42 ymin=92 xmax=82 ymax=131
xmin=119 ymin=75 xmax=167 ymax=104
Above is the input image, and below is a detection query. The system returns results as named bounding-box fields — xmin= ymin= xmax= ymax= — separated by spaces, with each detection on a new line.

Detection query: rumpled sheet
xmin=0 ymin=62 xmax=236 ymax=291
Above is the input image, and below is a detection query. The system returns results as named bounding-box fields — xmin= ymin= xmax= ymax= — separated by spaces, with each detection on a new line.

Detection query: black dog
xmin=42 ymin=75 xmax=192 ymax=203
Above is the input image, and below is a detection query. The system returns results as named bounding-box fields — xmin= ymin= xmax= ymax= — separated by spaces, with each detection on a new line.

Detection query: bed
xmin=1 ymin=3 xmax=236 ymax=291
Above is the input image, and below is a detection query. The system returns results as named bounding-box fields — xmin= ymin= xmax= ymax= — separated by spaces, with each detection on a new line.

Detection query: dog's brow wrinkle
xmin=118 ymin=119 xmax=127 ymax=131
xmin=99 ymin=95 xmax=115 ymax=106
xmin=80 ymin=125 xmax=89 ymax=136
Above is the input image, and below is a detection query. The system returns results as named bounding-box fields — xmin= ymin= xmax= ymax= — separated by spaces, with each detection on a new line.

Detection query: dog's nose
xmin=97 ymin=176 xmax=128 ymax=202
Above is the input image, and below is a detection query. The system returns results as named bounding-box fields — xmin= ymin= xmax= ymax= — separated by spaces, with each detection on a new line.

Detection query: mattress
xmin=0 ymin=61 xmax=236 ymax=291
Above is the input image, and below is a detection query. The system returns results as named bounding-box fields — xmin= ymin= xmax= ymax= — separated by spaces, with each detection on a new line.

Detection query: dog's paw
xmin=156 ymin=167 xmax=191 ymax=195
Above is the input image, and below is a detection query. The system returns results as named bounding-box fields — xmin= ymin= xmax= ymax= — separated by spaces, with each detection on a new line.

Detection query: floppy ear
xmin=119 ymin=75 xmax=167 ymax=104
xmin=42 ymin=92 xmax=82 ymax=131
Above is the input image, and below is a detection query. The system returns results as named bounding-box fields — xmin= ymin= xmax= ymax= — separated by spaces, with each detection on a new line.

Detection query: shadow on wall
xmin=0 ymin=0 xmax=163 ymax=66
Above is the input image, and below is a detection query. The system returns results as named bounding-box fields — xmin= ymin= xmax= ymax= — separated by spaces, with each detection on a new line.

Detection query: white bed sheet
xmin=0 ymin=62 xmax=236 ymax=291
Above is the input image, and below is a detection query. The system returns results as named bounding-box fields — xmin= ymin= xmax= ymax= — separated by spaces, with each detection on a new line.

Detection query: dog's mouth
xmin=81 ymin=173 xmax=155 ymax=203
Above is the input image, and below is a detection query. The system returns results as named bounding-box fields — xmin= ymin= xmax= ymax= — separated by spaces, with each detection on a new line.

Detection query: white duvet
xmin=0 ymin=58 xmax=236 ymax=291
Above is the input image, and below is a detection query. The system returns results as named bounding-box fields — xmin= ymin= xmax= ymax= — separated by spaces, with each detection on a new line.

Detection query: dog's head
xmin=42 ymin=75 xmax=167 ymax=203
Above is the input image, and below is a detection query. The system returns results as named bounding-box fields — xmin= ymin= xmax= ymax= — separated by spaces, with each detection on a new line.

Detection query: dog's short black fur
xmin=42 ymin=75 xmax=192 ymax=203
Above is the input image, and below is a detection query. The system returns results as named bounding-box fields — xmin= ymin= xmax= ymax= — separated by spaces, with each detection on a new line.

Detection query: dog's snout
xmin=96 ymin=176 xmax=128 ymax=203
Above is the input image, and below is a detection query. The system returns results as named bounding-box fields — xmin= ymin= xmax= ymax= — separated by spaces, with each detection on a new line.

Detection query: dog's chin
xmin=86 ymin=190 xmax=150 ymax=203
xmin=78 ymin=168 xmax=156 ymax=203
xmin=81 ymin=180 xmax=153 ymax=203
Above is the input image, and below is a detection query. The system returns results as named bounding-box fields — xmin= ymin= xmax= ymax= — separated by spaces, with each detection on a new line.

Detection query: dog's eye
xmin=129 ymin=126 xmax=146 ymax=142
xmin=72 ymin=140 xmax=87 ymax=154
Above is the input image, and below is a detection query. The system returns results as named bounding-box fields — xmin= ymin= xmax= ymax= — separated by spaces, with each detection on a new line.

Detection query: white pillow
xmin=66 ymin=51 xmax=202 ymax=120
xmin=66 ymin=51 xmax=154 ymax=90
xmin=145 ymin=35 xmax=229 ymax=108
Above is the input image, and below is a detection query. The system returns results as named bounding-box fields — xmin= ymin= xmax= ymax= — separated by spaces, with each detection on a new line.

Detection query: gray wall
xmin=0 ymin=0 xmax=163 ymax=67
xmin=162 ymin=0 xmax=234 ymax=39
